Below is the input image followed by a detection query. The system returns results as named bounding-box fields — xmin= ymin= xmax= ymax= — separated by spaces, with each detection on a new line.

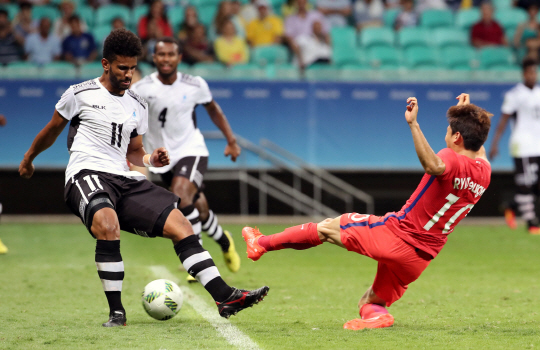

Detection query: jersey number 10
xmin=423 ymin=193 xmax=474 ymax=234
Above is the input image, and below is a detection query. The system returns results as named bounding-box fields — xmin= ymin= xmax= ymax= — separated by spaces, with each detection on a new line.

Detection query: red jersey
xmin=385 ymin=148 xmax=491 ymax=258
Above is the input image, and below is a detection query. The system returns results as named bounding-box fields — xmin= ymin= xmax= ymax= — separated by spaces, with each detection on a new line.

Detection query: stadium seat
xmin=228 ymin=64 xmax=267 ymax=80
xmin=80 ymin=62 xmax=104 ymax=79
xmin=75 ymin=6 xmax=95 ymax=28
xmin=2 ymin=62 xmax=41 ymax=79
xmin=40 ymin=62 xmax=78 ymax=80
xmin=479 ymin=46 xmax=514 ymax=68
xmin=367 ymin=46 xmax=402 ymax=68
xmin=332 ymin=46 xmax=363 ymax=66
xmin=440 ymin=46 xmax=476 ymax=69
xmin=33 ymin=5 xmax=61 ymax=22
xmin=251 ymin=45 xmax=289 ymax=66
xmin=383 ymin=8 xmax=399 ymax=27
xmin=495 ymin=8 xmax=527 ymax=31
xmin=359 ymin=27 xmax=394 ymax=49
xmin=0 ymin=4 xmax=18 ymax=20
xmin=330 ymin=26 xmax=356 ymax=50
xmin=304 ymin=64 xmax=341 ymax=81
xmin=132 ymin=4 xmax=149 ymax=29
xmin=455 ymin=8 xmax=480 ymax=30
xmin=397 ymin=27 xmax=430 ymax=49
xmin=138 ymin=62 xmax=155 ymax=77
xmin=198 ymin=4 xmax=218 ymax=27
xmin=493 ymin=0 xmax=513 ymax=9
xmin=168 ymin=7 xmax=185 ymax=32
xmin=92 ymin=25 xmax=112 ymax=46
xmin=270 ymin=64 xmax=301 ymax=80
xmin=95 ymin=4 xmax=131 ymax=27
xmin=191 ymin=62 xmax=229 ymax=79
xmin=404 ymin=47 xmax=438 ymax=69
xmin=178 ymin=63 xmax=191 ymax=73
xmin=421 ymin=9 xmax=454 ymax=29
xmin=339 ymin=64 xmax=373 ymax=80
xmin=432 ymin=28 xmax=469 ymax=49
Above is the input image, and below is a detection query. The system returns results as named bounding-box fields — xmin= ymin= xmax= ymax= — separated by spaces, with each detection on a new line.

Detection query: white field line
xmin=149 ymin=265 xmax=261 ymax=350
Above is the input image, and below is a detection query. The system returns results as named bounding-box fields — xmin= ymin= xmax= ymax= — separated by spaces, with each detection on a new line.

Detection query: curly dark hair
xmin=447 ymin=104 xmax=492 ymax=152
xmin=103 ymin=28 xmax=142 ymax=63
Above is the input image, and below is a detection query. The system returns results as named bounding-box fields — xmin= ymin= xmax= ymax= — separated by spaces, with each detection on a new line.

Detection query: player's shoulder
xmin=179 ymin=72 xmax=207 ymax=88
xmin=127 ymin=89 xmax=148 ymax=110
xmin=133 ymin=74 xmax=155 ymax=88
xmin=505 ymin=83 xmax=525 ymax=97
xmin=70 ymin=79 xmax=100 ymax=96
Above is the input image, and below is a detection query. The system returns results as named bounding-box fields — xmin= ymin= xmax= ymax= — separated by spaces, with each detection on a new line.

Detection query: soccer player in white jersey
xmin=0 ymin=114 xmax=7 ymax=254
xmin=18 ymin=29 xmax=268 ymax=327
xmin=489 ymin=58 xmax=540 ymax=235
xmin=131 ymin=37 xmax=242 ymax=279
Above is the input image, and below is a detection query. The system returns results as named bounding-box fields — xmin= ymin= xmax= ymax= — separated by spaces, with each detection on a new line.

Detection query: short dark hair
xmin=19 ymin=2 xmax=32 ymax=10
xmin=154 ymin=36 xmax=182 ymax=54
xmin=447 ymin=104 xmax=492 ymax=152
xmin=68 ymin=14 xmax=80 ymax=23
xmin=0 ymin=9 xmax=8 ymax=18
xmin=522 ymin=57 xmax=537 ymax=71
xmin=103 ymin=28 xmax=142 ymax=62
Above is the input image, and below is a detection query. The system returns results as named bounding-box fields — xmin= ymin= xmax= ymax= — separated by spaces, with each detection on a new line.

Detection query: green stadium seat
xmin=397 ymin=27 xmax=430 ymax=49
xmin=404 ymin=47 xmax=438 ymax=69
xmin=80 ymin=62 xmax=104 ymax=79
xmin=132 ymin=4 xmax=149 ymax=29
xmin=493 ymin=0 xmax=513 ymax=10
xmin=304 ymin=64 xmax=341 ymax=81
xmin=33 ymin=5 xmax=61 ymax=22
xmin=228 ymin=64 xmax=267 ymax=80
xmin=455 ymin=8 xmax=480 ymax=30
xmin=168 ymin=7 xmax=185 ymax=32
xmin=198 ymin=4 xmax=218 ymax=27
xmin=251 ymin=45 xmax=289 ymax=66
xmin=421 ymin=9 xmax=453 ymax=28
xmin=138 ymin=62 xmax=154 ymax=76
xmin=359 ymin=27 xmax=394 ymax=49
xmin=270 ymin=63 xmax=301 ymax=80
xmin=383 ymin=8 xmax=399 ymax=27
xmin=41 ymin=62 xmax=78 ymax=80
xmin=332 ymin=46 xmax=363 ymax=66
xmin=495 ymin=8 xmax=527 ymax=31
xmin=191 ymin=62 xmax=229 ymax=79
xmin=367 ymin=46 xmax=402 ymax=68
xmin=95 ymin=4 xmax=131 ymax=27
xmin=92 ymin=25 xmax=112 ymax=46
xmin=178 ymin=63 xmax=192 ymax=73
xmin=432 ymin=28 xmax=469 ymax=49
xmin=2 ymin=62 xmax=41 ymax=79
xmin=330 ymin=26 xmax=356 ymax=49
xmin=440 ymin=46 xmax=476 ymax=69
xmin=0 ymin=4 xmax=18 ymax=21
xmin=479 ymin=46 xmax=514 ymax=68
xmin=75 ymin=6 xmax=95 ymax=28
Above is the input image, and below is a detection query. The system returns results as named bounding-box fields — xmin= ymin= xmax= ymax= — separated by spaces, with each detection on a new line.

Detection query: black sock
xmin=174 ymin=235 xmax=234 ymax=302
xmin=201 ymin=210 xmax=230 ymax=252
xmin=181 ymin=205 xmax=202 ymax=244
xmin=95 ymin=240 xmax=125 ymax=315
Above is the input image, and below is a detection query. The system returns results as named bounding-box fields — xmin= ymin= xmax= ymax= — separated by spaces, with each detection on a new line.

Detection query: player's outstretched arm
xmin=126 ymin=135 xmax=170 ymax=168
xmin=19 ymin=110 xmax=69 ymax=179
xmin=204 ymin=100 xmax=241 ymax=162
xmin=405 ymin=97 xmax=446 ymax=176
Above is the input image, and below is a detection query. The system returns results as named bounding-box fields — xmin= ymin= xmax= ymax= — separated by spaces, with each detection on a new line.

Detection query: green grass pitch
xmin=1 ymin=222 xmax=539 ymax=349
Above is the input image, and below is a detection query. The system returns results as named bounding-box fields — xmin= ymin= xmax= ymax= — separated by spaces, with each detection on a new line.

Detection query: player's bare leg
xmin=242 ymin=216 xmax=394 ymax=329
xmin=90 ymin=207 xmax=127 ymax=327
xmin=195 ymin=192 xmax=240 ymax=272
xmin=163 ymin=209 xmax=268 ymax=318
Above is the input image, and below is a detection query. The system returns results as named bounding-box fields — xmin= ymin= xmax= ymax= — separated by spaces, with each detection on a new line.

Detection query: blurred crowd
xmin=0 ymin=0 xmax=538 ymax=71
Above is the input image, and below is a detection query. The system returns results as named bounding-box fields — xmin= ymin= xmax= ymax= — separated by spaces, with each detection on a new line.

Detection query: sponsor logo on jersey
xmin=92 ymin=105 xmax=106 ymax=110
xmin=453 ymin=177 xmax=486 ymax=198
xmin=180 ymin=166 xmax=187 ymax=175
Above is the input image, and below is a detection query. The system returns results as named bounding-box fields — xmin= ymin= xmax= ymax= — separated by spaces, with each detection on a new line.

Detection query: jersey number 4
xmin=110 ymin=122 xmax=123 ymax=148
xmin=158 ymin=108 xmax=167 ymax=127
xmin=423 ymin=193 xmax=474 ymax=234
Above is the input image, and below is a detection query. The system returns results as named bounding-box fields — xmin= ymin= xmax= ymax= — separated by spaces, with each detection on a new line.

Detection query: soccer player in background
xmin=0 ymin=114 xmax=7 ymax=254
xmin=489 ymin=58 xmax=540 ymax=234
xmin=131 ymin=37 xmax=242 ymax=281
xmin=18 ymin=28 xmax=268 ymax=327
xmin=243 ymin=93 xmax=492 ymax=329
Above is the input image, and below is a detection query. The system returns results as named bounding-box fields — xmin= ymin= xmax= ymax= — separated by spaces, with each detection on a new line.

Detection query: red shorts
xmin=340 ymin=213 xmax=432 ymax=306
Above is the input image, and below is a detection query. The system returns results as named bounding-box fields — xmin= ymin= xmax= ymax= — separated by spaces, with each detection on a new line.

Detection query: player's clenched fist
xmin=405 ymin=97 xmax=419 ymax=125
xmin=19 ymin=158 xmax=35 ymax=179
xmin=456 ymin=93 xmax=470 ymax=106
xmin=151 ymin=147 xmax=170 ymax=167
xmin=225 ymin=141 xmax=241 ymax=162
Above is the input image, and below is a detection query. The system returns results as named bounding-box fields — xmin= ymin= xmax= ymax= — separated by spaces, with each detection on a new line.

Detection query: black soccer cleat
xmin=217 ymin=286 xmax=269 ymax=319
xmin=102 ymin=310 xmax=126 ymax=327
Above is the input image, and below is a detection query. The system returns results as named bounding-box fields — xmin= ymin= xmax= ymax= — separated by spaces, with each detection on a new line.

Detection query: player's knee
xmin=163 ymin=209 xmax=194 ymax=243
xmin=91 ymin=214 xmax=120 ymax=240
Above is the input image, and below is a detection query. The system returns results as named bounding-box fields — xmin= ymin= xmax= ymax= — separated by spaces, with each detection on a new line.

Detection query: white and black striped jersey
xmin=131 ymin=72 xmax=212 ymax=174
xmin=56 ymin=78 xmax=148 ymax=184
xmin=501 ymin=83 xmax=540 ymax=158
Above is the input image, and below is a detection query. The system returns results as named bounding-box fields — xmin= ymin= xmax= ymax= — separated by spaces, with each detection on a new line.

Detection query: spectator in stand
xmin=0 ymin=9 xmax=22 ymax=65
xmin=138 ymin=0 xmax=173 ymax=42
xmin=416 ymin=0 xmax=448 ymax=12
xmin=209 ymin=1 xmax=245 ymax=41
xmin=294 ymin=20 xmax=331 ymax=68
xmin=240 ymin=0 xmax=258 ymax=26
xmin=214 ymin=19 xmax=249 ymax=65
xmin=282 ymin=0 xmax=313 ymax=18
xmin=54 ymin=0 xmax=87 ymax=40
xmin=471 ymin=2 xmax=506 ymax=48
xmin=246 ymin=0 xmax=284 ymax=47
xmin=285 ymin=0 xmax=328 ymax=41
xmin=24 ymin=17 xmax=61 ymax=65
xmin=13 ymin=2 xmax=36 ymax=44
xmin=354 ymin=0 xmax=384 ymax=31
xmin=514 ymin=5 xmax=539 ymax=50
xmin=178 ymin=6 xmax=200 ymax=42
xmin=394 ymin=0 xmax=419 ymax=30
xmin=316 ymin=0 xmax=352 ymax=28
xmin=182 ymin=23 xmax=215 ymax=65
xmin=112 ymin=17 xmax=125 ymax=30
xmin=62 ymin=15 xmax=96 ymax=65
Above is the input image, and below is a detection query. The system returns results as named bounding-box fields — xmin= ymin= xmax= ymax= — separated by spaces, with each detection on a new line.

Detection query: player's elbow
xmin=424 ymin=162 xmax=445 ymax=176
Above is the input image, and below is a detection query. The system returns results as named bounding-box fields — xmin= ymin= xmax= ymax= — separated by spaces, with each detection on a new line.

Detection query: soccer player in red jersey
xmin=243 ymin=93 xmax=492 ymax=329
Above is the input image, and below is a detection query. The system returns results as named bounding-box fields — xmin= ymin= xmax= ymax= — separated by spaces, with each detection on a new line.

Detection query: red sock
xmin=360 ymin=303 xmax=389 ymax=319
xmin=258 ymin=223 xmax=322 ymax=251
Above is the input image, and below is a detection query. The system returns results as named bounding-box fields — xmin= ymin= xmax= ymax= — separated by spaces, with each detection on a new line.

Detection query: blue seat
xmin=367 ymin=46 xmax=402 ymax=68
xmin=75 ymin=6 xmax=95 ymax=28
xmin=33 ymin=5 xmax=61 ymax=21
xmin=455 ymin=8 xmax=480 ymax=30
xmin=198 ymin=4 xmax=218 ymax=27
xmin=421 ymin=9 xmax=454 ymax=28
xmin=251 ymin=45 xmax=289 ymax=66
xmin=95 ymin=4 xmax=131 ymax=27
xmin=41 ymin=62 xmax=78 ymax=80
xmin=132 ymin=4 xmax=149 ymax=29
xmin=383 ymin=8 xmax=400 ymax=27
xmin=495 ymin=8 xmax=527 ymax=31
xmin=331 ymin=26 xmax=356 ymax=49
xmin=432 ymin=28 xmax=469 ymax=49
xmin=92 ymin=25 xmax=112 ymax=45
xmin=397 ymin=27 xmax=430 ymax=49
xmin=479 ymin=46 xmax=514 ymax=68
xmin=440 ymin=46 xmax=476 ymax=69
xmin=80 ymin=62 xmax=104 ymax=79
xmin=168 ymin=7 xmax=185 ymax=32
xmin=359 ymin=27 xmax=394 ymax=49
xmin=405 ymin=47 xmax=438 ymax=68
xmin=332 ymin=46 xmax=362 ymax=66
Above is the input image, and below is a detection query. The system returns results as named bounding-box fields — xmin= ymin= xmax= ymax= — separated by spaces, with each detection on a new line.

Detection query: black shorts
xmin=64 ymin=169 xmax=180 ymax=238
xmin=161 ymin=156 xmax=208 ymax=190
xmin=514 ymin=157 xmax=540 ymax=195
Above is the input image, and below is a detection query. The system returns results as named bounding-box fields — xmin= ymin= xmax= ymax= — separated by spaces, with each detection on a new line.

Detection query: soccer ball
xmin=142 ymin=279 xmax=183 ymax=321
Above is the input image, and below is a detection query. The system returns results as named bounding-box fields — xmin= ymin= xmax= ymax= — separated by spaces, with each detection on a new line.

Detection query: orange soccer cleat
xmin=504 ymin=208 xmax=517 ymax=230
xmin=343 ymin=314 xmax=395 ymax=330
xmin=528 ymin=226 xmax=540 ymax=235
xmin=242 ymin=226 xmax=267 ymax=261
